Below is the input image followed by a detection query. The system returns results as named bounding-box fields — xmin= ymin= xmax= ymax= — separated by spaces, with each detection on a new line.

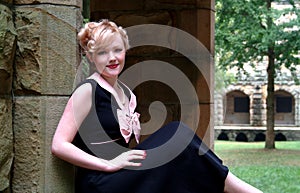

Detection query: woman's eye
xmin=115 ymin=48 xmax=123 ymax=53
xmin=97 ymin=51 xmax=106 ymax=55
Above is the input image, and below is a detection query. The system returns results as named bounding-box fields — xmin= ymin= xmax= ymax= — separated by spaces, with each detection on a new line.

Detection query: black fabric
xmin=73 ymin=79 xmax=229 ymax=193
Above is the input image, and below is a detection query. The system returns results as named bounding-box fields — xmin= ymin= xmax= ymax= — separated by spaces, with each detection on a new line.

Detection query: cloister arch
xmin=224 ymin=90 xmax=250 ymax=125
xmin=274 ymin=90 xmax=295 ymax=125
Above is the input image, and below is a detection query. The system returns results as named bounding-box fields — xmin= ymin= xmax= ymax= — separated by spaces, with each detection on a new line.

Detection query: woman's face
xmin=91 ymin=34 xmax=126 ymax=81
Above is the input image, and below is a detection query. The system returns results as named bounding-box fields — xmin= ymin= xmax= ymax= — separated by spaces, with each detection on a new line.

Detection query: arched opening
xmin=217 ymin=132 xmax=229 ymax=141
xmin=224 ymin=90 xmax=250 ymax=125
xmin=254 ymin=133 xmax=266 ymax=142
xmin=275 ymin=132 xmax=287 ymax=141
xmin=235 ymin=132 xmax=248 ymax=142
xmin=274 ymin=90 xmax=295 ymax=125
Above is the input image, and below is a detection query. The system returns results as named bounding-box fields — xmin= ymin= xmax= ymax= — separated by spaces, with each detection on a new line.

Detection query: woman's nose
xmin=108 ymin=52 xmax=116 ymax=62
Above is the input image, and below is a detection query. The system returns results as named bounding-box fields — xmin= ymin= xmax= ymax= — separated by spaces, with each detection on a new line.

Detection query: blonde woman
xmin=51 ymin=19 xmax=262 ymax=193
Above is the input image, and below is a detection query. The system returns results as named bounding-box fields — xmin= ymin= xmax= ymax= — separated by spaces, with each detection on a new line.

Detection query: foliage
xmin=215 ymin=65 xmax=237 ymax=92
xmin=215 ymin=0 xmax=300 ymax=78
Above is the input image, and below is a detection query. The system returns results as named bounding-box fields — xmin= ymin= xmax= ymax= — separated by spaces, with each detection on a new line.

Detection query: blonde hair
xmin=77 ymin=19 xmax=130 ymax=53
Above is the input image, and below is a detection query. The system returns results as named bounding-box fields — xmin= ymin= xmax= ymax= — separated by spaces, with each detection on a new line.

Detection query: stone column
xmin=196 ymin=0 xmax=215 ymax=147
xmin=250 ymin=89 xmax=264 ymax=126
xmin=295 ymin=92 xmax=300 ymax=126
xmin=214 ymin=91 xmax=224 ymax=126
xmin=12 ymin=1 xmax=82 ymax=192
xmin=0 ymin=1 xmax=16 ymax=192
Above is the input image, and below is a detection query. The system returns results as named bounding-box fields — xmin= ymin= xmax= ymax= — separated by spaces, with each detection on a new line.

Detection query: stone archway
xmin=274 ymin=90 xmax=295 ymax=125
xmin=224 ymin=90 xmax=250 ymax=125
xmin=88 ymin=0 xmax=216 ymax=146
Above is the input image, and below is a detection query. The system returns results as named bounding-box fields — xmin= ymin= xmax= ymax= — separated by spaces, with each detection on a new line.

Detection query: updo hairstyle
xmin=77 ymin=19 xmax=130 ymax=54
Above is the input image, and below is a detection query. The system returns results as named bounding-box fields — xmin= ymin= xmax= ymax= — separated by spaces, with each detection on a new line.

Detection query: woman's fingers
xmin=127 ymin=154 xmax=146 ymax=162
xmin=127 ymin=150 xmax=147 ymax=159
xmin=126 ymin=161 xmax=142 ymax=167
xmin=122 ymin=150 xmax=146 ymax=163
xmin=108 ymin=150 xmax=147 ymax=171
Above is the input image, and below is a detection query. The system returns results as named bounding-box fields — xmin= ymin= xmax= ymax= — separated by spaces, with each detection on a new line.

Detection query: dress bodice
xmin=73 ymin=80 xmax=229 ymax=193
xmin=72 ymin=79 xmax=132 ymax=159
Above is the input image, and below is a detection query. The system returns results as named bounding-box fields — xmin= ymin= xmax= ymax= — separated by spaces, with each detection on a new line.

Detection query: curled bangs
xmin=93 ymin=30 xmax=119 ymax=52
xmin=79 ymin=19 xmax=130 ymax=54
xmin=88 ymin=25 xmax=129 ymax=53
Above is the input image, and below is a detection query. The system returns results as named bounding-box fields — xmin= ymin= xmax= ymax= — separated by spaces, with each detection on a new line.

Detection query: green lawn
xmin=214 ymin=141 xmax=300 ymax=193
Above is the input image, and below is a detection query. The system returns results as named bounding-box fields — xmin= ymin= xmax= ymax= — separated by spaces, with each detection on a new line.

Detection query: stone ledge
xmin=215 ymin=126 xmax=300 ymax=141
xmin=215 ymin=125 xmax=300 ymax=131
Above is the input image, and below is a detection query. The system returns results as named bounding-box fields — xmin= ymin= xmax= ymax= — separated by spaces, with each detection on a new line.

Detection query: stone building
xmin=0 ymin=0 xmax=215 ymax=192
xmin=214 ymin=58 xmax=300 ymax=141
xmin=215 ymin=61 xmax=300 ymax=126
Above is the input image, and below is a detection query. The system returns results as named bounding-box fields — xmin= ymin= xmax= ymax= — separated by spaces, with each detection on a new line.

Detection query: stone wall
xmin=0 ymin=0 xmax=214 ymax=192
xmin=0 ymin=2 xmax=16 ymax=192
xmin=215 ymin=126 xmax=300 ymax=141
xmin=215 ymin=83 xmax=300 ymax=127
xmin=0 ymin=0 xmax=82 ymax=192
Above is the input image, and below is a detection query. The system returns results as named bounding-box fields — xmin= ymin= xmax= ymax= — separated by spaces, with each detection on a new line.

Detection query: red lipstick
xmin=107 ymin=64 xmax=119 ymax=69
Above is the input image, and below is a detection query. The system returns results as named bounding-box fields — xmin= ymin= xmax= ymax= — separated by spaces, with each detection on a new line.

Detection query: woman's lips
xmin=106 ymin=64 xmax=119 ymax=69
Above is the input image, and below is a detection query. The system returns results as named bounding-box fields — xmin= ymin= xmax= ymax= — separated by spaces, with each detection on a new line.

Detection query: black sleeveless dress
xmin=72 ymin=79 xmax=229 ymax=193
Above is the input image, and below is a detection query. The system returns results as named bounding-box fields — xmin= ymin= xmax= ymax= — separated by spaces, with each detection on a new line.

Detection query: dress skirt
xmin=75 ymin=121 xmax=229 ymax=193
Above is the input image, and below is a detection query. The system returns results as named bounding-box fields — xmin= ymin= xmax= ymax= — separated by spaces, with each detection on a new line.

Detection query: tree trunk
xmin=265 ymin=0 xmax=275 ymax=149
xmin=265 ymin=52 xmax=275 ymax=149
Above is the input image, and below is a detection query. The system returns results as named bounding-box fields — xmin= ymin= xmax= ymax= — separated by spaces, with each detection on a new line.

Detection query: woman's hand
xmin=104 ymin=150 xmax=147 ymax=172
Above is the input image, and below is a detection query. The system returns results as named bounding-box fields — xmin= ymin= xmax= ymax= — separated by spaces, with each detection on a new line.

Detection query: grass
xmin=214 ymin=141 xmax=300 ymax=193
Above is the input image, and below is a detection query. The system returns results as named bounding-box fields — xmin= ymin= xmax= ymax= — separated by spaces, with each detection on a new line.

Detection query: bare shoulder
xmin=73 ymin=82 xmax=93 ymax=98
xmin=71 ymin=82 xmax=93 ymax=109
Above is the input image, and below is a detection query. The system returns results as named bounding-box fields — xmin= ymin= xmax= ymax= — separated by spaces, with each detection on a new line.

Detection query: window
xmin=276 ymin=96 xmax=292 ymax=113
xmin=234 ymin=97 xmax=249 ymax=112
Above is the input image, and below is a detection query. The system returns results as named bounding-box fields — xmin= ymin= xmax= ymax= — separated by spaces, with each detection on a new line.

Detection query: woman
xmin=51 ymin=19 xmax=262 ymax=193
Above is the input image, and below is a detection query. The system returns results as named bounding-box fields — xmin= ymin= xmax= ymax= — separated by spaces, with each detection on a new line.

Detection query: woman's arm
xmin=51 ymin=83 xmax=146 ymax=172
xmin=224 ymin=172 xmax=263 ymax=193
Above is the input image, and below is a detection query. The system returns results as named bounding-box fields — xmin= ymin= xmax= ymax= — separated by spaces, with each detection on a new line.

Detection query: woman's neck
xmin=96 ymin=72 xmax=118 ymax=87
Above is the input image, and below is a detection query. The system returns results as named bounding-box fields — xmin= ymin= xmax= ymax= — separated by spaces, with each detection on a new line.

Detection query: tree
xmin=215 ymin=0 xmax=300 ymax=149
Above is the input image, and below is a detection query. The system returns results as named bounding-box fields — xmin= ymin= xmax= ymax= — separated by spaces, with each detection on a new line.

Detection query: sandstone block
xmin=113 ymin=11 xmax=172 ymax=27
xmin=0 ymin=99 xmax=13 ymax=191
xmin=145 ymin=0 xmax=196 ymax=10
xmin=13 ymin=96 xmax=74 ymax=193
xmin=14 ymin=0 xmax=81 ymax=7
xmin=90 ymin=0 xmax=142 ymax=11
xmin=0 ymin=4 xmax=17 ymax=94
xmin=14 ymin=5 xmax=82 ymax=95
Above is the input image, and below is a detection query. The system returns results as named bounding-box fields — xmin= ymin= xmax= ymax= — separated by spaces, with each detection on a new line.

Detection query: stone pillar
xmin=261 ymin=85 xmax=267 ymax=126
xmin=0 ymin=1 xmax=16 ymax=192
xmin=250 ymin=89 xmax=264 ymax=126
xmin=214 ymin=91 xmax=224 ymax=126
xmin=295 ymin=92 xmax=300 ymax=126
xmin=196 ymin=0 xmax=215 ymax=146
xmin=12 ymin=1 xmax=82 ymax=192
xmin=13 ymin=96 xmax=73 ymax=192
